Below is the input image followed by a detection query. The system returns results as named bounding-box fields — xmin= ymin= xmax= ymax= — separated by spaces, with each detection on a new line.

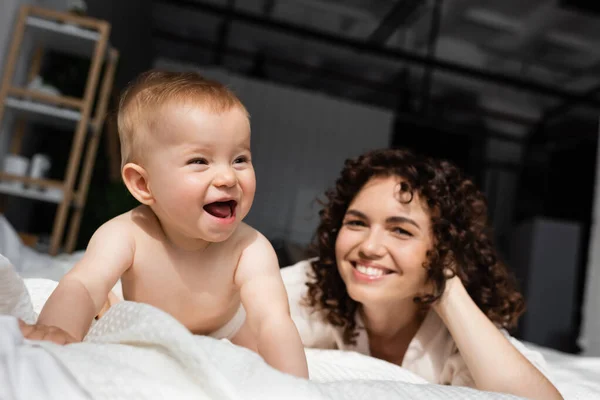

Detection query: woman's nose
xmin=359 ymin=229 xmax=386 ymax=258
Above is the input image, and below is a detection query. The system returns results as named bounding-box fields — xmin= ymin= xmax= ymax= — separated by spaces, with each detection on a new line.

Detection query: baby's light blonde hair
xmin=117 ymin=70 xmax=248 ymax=168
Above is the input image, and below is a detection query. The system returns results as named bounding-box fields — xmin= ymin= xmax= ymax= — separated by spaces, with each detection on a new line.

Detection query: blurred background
xmin=1 ymin=0 xmax=600 ymax=357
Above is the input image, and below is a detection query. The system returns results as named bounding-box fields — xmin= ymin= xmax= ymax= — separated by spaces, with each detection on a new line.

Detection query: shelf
xmin=8 ymin=87 xmax=83 ymax=109
xmin=0 ymin=172 xmax=64 ymax=188
xmin=0 ymin=181 xmax=63 ymax=203
xmin=0 ymin=5 xmax=117 ymax=256
xmin=4 ymin=96 xmax=82 ymax=130
xmin=26 ymin=16 xmax=103 ymax=58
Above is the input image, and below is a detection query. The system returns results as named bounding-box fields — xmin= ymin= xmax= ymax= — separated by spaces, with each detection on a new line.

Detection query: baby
xmin=20 ymin=70 xmax=309 ymax=378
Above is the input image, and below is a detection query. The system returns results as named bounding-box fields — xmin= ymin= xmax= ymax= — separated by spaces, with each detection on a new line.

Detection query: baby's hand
xmin=18 ymin=320 xmax=78 ymax=345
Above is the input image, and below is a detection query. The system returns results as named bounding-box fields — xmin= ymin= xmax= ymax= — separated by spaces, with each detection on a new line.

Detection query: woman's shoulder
xmin=280 ymin=258 xmax=319 ymax=318
xmin=280 ymin=258 xmax=339 ymax=350
xmin=280 ymin=258 xmax=317 ymax=286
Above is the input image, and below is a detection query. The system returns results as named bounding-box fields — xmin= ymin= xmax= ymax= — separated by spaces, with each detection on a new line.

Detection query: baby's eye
xmin=234 ymin=156 xmax=249 ymax=164
xmin=188 ymin=158 xmax=208 ymax=165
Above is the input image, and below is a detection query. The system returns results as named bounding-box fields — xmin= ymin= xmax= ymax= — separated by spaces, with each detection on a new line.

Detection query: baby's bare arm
xmin=235 ymin=233 xmax=309 ymax=378
xmin=35 ymin=219 xmax=135 ymax=341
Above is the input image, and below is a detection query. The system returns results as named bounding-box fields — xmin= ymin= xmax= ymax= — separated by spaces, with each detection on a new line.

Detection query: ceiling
xmin=150 ymin=0 xmax=600 ymax=138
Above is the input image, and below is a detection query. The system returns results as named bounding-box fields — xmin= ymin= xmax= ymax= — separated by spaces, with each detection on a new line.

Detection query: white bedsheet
xmin=1 ymin=213 xmax=599 ymax=399
xmin=0 ymin=214 xmax=83 ymax=279
xmin=525 ymin=342 xmax=600 ymax=399
xmin=0 ymin=253 xmax=527 ymax=400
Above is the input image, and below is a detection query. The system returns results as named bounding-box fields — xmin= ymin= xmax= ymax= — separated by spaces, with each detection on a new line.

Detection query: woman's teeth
xmin=356 ymin=265 xmax=387 ymax=277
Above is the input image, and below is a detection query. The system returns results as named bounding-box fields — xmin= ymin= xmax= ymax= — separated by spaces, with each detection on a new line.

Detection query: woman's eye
xmin=344 ymin=220 xmax=366 ymax=227
xmin=393 ymin=227 xmax=412 ymax=236
xmin=188 ymin=158 xmax=208 ymax=165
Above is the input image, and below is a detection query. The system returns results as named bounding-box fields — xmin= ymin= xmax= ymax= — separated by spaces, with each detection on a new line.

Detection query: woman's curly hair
xmin=305 ymin=148 xmax=525 ymax=345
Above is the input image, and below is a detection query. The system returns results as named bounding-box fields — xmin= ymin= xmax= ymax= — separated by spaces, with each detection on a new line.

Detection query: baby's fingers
xmin=18 ymin=319 xmax=36 ymax=337
xmin=18 ymin=321 xmax=78 ymax=345
xmin=23 ymin=326 xmax=50 ymax=341
xmin=43 ymin=327 xmax=77 ymax=345
xmin=58 ymin=331 xmax=78 ymax=345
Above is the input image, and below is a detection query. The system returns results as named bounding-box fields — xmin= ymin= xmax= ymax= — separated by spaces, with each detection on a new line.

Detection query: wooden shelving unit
xmin=0 ymin=5 xmax=119 ymax=255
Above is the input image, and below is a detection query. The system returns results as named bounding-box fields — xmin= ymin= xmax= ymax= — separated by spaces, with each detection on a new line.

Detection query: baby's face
xmin=143 ymin=104 xmax=255 ymax=244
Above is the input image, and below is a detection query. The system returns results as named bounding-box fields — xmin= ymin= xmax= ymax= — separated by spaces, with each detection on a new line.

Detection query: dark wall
xmin=85 ymin=0 xmax=154 ymax=91
xmin=513 ymin=116 xmax=598 ymax=353
xmin=560 ymin=0 xmax=600 ymax=15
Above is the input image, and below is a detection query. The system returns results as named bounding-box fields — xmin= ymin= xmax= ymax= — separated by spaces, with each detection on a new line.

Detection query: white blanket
xmin=0 ymin=253 xmax=527 ymax=400
xmin=526 ymin=342 xmax=600 ymax=400
xmin=0 ymin=214 xmax=84 ymax=280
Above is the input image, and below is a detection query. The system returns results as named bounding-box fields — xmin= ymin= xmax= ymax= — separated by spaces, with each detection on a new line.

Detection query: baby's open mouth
xmin=203 ymin=200 xmax=237 ymax=219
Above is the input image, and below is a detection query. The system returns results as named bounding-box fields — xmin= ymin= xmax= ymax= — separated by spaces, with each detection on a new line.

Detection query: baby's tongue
xmin=204 ymin=202 xmax=231 ymax=218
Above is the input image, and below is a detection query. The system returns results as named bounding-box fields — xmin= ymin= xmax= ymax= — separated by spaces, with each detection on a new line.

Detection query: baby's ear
xmin=122 ymin=163 xmax=154 ymax=205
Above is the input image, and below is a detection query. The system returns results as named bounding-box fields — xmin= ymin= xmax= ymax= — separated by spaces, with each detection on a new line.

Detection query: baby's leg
xmin=95 ymin=290 xmax=121 ymax=320
xmin=230 ymin=321 xmax=258 ymax=352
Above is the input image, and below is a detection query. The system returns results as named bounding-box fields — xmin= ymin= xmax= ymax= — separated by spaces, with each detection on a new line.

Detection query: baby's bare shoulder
xmin=126 ymin=205 xmax=164 ymax=237
xmin=94 ymin=210 xmax=137 ymax=238
xmin=230 ymin=223 xmax=266 ymax=250
xmin=90 ymin=207 xmax=160 ymax=255
xmin=232 ymin=224 xmax=277 ymax=266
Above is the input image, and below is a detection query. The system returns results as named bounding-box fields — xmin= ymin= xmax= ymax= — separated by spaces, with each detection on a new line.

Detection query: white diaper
xmin=208 ymin=304 xmax=246 ymax=340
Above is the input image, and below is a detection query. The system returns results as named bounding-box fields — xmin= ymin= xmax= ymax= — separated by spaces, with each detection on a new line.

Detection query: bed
xmin=1 ymin=215 xmax=599 ymax=400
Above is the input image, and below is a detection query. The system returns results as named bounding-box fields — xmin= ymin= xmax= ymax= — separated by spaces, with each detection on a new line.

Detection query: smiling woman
xmin=335 ymin=177 xmax=432 ymax=299
xmin=282 ymin=148 xmax=564 ymax=400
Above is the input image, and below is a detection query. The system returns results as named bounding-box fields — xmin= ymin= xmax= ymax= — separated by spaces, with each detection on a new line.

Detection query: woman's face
xmin=335 ymin=176 xmax=433 ymax=306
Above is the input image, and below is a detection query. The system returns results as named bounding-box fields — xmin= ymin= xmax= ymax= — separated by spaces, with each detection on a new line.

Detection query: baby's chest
xmin=121 ymin=255 xmax=240 ymax=331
